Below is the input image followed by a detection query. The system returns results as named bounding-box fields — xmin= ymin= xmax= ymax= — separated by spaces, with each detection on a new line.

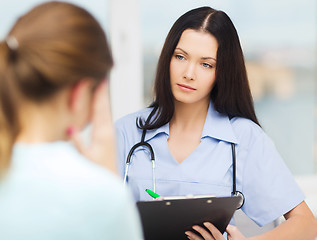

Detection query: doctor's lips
xmin=177 ymin=83 xmax=196 ymax=92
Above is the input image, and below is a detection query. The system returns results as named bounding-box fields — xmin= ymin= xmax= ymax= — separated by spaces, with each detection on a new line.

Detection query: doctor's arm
xmin=248 ymin=201 xmax=317 ymax=240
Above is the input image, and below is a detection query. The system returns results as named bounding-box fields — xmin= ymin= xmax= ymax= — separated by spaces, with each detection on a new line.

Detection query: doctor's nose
xmin=183 ymin=63 xmax=195 ymax=80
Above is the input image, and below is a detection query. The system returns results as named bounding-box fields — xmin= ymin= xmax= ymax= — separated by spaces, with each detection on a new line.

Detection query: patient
xmin=0 ymin=1 xmax=142 ymax=239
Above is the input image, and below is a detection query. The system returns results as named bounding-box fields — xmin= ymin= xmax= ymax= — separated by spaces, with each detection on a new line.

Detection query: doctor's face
xmin=169 ymin=29 xmax=218 ymax=106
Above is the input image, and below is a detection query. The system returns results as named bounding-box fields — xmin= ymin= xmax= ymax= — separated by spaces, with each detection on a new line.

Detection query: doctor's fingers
xmin=186 ymin=223 xmax=224 ymax=240
xmin=185 ymin=230 xmax=206 ymax=240
xmin=226 ymin=225 xmax=247 ymax=240
xmin=203 ymin=222 xmax=226 ymax=239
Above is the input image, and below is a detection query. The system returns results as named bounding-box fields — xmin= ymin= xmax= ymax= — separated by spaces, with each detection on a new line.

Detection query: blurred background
xmin=1 ymin=0 xmax=316 ymax=236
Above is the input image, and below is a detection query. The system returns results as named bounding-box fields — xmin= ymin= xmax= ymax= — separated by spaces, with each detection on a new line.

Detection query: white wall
xmin=109 ymin=0 xmax=144 ymax=121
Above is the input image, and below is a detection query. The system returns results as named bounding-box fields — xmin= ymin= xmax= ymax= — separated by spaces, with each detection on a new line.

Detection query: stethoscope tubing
xmin=124 ymin=141 xmax=156 ymax=192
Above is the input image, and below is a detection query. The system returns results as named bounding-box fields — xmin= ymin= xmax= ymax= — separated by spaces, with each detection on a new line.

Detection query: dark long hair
xmin=139 ymin=6 xmax=259 ymax=129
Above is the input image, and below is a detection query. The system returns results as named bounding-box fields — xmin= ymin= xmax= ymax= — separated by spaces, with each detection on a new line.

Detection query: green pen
xmin=145 ymin=189 xmax=160 ymax=199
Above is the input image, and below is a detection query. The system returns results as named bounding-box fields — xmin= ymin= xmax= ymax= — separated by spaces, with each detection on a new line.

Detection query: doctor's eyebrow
xmin=201 ymin=56 xmax=216 ymax=61
xmin=175 ymin=47 xmax=188 ymax=55
xmin=174 ymin=47 xmax=216 ymax=61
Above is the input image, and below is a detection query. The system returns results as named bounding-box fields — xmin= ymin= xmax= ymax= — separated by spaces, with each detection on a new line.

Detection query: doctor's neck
xmin=171 ymin=100 xmax=209 ymax=129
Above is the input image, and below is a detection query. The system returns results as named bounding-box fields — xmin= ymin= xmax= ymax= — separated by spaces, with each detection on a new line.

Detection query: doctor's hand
xmin=70 ymin=80 xmax=118 ymax=174
xmin=185 ymin=223 xmax=247 ymax=240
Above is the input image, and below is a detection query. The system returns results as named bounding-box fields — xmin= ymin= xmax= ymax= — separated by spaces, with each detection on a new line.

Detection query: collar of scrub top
xmin=142 ymin=102 xmax=239 ymax=144
xmin=201 ymin=102 xmax=238 ymax=143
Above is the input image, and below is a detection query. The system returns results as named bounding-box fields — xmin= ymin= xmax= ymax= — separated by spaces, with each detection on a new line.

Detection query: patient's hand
xmin=71 ymin=80 xmax=118 ymax=174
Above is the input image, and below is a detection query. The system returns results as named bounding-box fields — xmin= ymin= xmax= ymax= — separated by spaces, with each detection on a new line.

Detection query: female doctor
xmin=115 ymin=6 xmax=317 ymax=240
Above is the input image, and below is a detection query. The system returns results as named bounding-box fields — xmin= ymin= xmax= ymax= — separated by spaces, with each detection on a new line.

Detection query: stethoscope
xmin=123 ymin=108 xmax=245 ymax=209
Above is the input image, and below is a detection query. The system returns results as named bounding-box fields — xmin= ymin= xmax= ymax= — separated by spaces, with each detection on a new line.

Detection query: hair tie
xmin=6 ymin=36 xmax=19 ymax=51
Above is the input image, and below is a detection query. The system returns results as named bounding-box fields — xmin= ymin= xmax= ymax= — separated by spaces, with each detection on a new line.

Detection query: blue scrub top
xmin=115 ymin=102 xmax=305 ymax=227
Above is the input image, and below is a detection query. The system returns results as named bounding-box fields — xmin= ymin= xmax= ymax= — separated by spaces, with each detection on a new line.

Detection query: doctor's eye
xmin=175 ymin=54 xmax=185 ymax=60
xmin=202 ymin=62 xmax=213 ymax=68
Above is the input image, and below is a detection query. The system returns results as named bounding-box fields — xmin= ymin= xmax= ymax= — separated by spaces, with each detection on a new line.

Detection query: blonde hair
xmin=0 ymin=1 xmax=113 ymax=174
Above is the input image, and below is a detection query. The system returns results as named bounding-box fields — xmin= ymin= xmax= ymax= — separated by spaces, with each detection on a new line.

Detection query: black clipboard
xmin=136 ymin=196 xmax=240 ymax=240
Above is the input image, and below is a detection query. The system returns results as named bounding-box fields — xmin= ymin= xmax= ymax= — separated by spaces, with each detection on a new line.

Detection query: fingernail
xmin=185 ymin=232 xmax=191 ymax=239
xmin=203 ymin=222 xmax=211 ymax=227
xmin=192 ymin=225 xmax=199 ymax=230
